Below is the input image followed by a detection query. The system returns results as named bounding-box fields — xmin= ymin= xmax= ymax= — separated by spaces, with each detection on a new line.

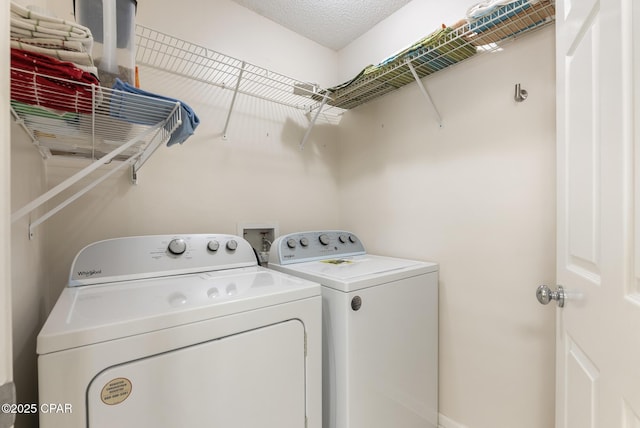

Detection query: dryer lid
xmin=37 ymin=266 xmax=320 ymax=355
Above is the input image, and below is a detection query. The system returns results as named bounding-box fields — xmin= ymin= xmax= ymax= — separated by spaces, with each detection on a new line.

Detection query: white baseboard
xmin=439 ymin=413 xmax=469 ymax=428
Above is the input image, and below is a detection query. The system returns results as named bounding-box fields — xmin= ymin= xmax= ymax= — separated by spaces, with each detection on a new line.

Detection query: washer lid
xmin=272 ymin=254 xmax=439 ymax=292
xmin=37 ymin=266 xmax=320 ymax=355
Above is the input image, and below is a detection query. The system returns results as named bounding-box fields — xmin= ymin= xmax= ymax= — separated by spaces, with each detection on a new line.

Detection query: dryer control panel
xmin=269 ymin=230 xmax=366 ymax=265
xmin=69 ymin=234 xmax=256 ymax=286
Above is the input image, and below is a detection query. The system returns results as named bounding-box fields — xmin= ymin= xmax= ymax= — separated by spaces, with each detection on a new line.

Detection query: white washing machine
xmin=268 ymin=230 xmax=439 ymax=428
xmin=37 ymin=234 xmax=321 ymax=428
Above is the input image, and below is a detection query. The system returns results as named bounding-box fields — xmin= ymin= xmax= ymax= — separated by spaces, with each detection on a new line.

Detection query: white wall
xmin=139 ymin=1 xmax=338 ymax=88
xmin=8 ymin=1 xmax=49 ymax=427
xmin=1 ymin=0 xmax=14 ymax=425
xmin=10 ymin=124 xmax=47 ymax=428
xmin=337 ymin=28 xmax=556 ymax=428
xmin=49 ymin=0 xmax=338 ymax=89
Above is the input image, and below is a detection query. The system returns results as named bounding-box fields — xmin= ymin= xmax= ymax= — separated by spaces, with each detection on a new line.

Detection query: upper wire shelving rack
xmin=321 ymin=0 xmax=556 ymax=121
xmin=135 ymin=25 xmax=345 ymax=145
xmin=134 ymin=0 xmax=555 ymax=136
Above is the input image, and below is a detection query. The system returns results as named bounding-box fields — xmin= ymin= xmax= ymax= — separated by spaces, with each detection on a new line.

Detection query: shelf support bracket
xmin=10 ymin=106 xmax=51 ymax=159
xmin=28 ymin=157 xmax=137 ymax=239
xmin=222 ymin=61 xmax=245 ymax=140
xmin=299 ymin=91 xmax=330 ymax=150
xmin=406 ymin=59 xmax=443 ymax=127
xmin=132 ymin=102 xmax=183 ymax=184
xmin=11 ymin=124 xmax=160 ymax=225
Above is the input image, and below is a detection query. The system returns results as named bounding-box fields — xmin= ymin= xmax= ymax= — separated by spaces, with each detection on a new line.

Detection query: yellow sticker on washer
xmin=101 ymin=378 xmax=132 ymax=405
xmin=321 ymin=259 xmax=353 ymax=265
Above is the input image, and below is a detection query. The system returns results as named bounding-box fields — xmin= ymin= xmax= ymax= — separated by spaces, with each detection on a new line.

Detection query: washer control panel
xmin=269 ymin=230 xmax=366 ymax=265
xmin=69 ymin=234 xmax=254 ymax=286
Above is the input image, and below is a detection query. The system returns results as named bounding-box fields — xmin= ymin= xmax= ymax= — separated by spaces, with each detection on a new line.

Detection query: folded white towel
xmin=10 ymin=37 xmax=86 ymax=52
xmin=10 ymin=2 xmax=93 ymax=51
xmin=10 ymin=2 xmax=91 ymax=33
xmin=466 ymin=0 xmax=539 ymax=20
xmin=10 ymin=1 xmax=96 ymax=74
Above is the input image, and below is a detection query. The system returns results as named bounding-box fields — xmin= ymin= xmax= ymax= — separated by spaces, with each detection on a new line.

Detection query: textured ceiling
xmin=229 ymin=0 xmax=413 ymax=50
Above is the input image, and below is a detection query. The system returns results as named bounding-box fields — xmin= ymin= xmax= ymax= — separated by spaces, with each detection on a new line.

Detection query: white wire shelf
xmin=134 ymin=0 xmax=553 ymax=141
xmin=321 ymin=0 xmax=555 ymax=111
xmin=10 ymin=66 xmax=182 ymax=236
xmin=135 ymin=25 xmax=346 ymax=122
xmin=10 ymin=68 xmax=181 ymax=161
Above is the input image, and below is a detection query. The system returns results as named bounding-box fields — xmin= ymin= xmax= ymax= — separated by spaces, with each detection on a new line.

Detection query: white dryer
xmin=269 ymin=230 xmax=439 ymax=428
xmin=37 ymin=234 xmax=321 ymax=428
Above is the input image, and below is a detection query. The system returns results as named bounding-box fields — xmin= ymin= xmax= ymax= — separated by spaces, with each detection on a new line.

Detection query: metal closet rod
xmin=11 ymin=125 xmax=161 ymax=238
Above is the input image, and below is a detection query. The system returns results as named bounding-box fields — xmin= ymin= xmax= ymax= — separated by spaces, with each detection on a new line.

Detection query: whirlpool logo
xmin=77 ymin=269 xmax=102 ymax=277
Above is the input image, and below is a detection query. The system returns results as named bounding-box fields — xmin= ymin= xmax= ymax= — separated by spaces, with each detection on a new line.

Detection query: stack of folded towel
xmin=11 ymin=48 xmax=100 ymax=114
xmin=10 ymin=2 xmax=96 ymax=75
xmin=466 ymin=0 xmax=528 ymax=19
xmin=9 ymin=1 xmax=102 ymax=114
xmin=9 ymin=2 xmax=200 ymax=145
xmin=465 ymin=0 xmax=554 ymax=45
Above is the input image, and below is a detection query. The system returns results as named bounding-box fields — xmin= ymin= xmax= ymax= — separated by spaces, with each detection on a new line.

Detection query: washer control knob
xmin=339 ymin=234 xmax=348 ymax=243
xmin=319 ymin=234 xmax=330 ymax=246
xmin=226 ymin=240 xmax=238 ymax=251
xmin=300 ymin=237 xmax=309 ymax=247
xmin=286 ymin=238 xmax=297 ymax=249
xmin=349 ymin=235 xmax=357 ymax=243
xmin=207 ymin=240 xmax=220 ymax=252
xmin=168 ymin=238 xmax=187 ymax=255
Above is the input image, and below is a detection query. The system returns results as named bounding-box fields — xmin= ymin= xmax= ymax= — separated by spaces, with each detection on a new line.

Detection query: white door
xmin=1 ymin=0 xmax=14 ymax=425
xmin=554 ymin=0 xmax=640 ymax=426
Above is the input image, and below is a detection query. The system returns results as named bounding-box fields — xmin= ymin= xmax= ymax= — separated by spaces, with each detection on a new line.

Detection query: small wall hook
xmin=514 ymin=83 xmax=528 ymax=102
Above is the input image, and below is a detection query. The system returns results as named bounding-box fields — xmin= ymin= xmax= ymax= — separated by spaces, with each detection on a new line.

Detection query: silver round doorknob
xmin=536 ymin=284 xmax=565 ymax=308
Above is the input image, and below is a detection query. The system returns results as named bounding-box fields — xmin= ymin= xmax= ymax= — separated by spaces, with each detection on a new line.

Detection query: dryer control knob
xmin=319 ymin=234 xmax=330 ymax=246
xmin=207 ymin=240 xmax=220 ymax=252
xmin=168 ymin=238 xmax=187 ymax=255
xmin=349 ymin=235 xmax=357 ymax=243
xmin=286 ymin=238 xmax=297 ymax=249
xmin=300 ymin=237 xmax=309 ymax=247
xmin=339 ymin=234 xmax=348 ymax=243
xmin=226 ymin=240 xmax=238 ymax=251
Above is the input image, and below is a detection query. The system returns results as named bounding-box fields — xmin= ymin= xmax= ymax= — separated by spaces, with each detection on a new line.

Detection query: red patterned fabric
xmin=10 ymin=48 xmax=99 ymax=113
